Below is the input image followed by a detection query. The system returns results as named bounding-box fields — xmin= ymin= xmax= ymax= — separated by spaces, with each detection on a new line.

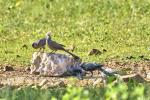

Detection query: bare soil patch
xmin=0 ymin=61 xmax=150 ymax=88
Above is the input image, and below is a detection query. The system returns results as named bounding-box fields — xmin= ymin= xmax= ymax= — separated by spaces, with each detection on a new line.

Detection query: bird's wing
xmin=58 ymin=43 xmax=65 ymax=47
xmin=39 ymin=38 xmax=46 ymax=46
xmin=51 ymin=41 xmax=65 ymax=49
xmin=52 ymin=41 xmax=65 ymax=47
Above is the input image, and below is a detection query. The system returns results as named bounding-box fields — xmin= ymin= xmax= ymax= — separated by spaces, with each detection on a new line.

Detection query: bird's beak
xmin=48 ymin=34 xmax=51 ymax=36
xmin=46 ymin=32 xmax=52 ymax=36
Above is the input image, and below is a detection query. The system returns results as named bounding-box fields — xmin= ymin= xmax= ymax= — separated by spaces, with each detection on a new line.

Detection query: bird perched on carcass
xmin=45 ymin=32 xmax=80 ymax=60
xmin=32 ymin=38 xmax=46 ymax=52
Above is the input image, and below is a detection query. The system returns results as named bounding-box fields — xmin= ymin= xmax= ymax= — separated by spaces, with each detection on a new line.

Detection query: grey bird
xmin=81 ymin=62 xmax=118 ymax=77
xmin=46 ymin=32 xmax=80 ymax=60
xmin=32 ymin=38 xmax=46 ymax=52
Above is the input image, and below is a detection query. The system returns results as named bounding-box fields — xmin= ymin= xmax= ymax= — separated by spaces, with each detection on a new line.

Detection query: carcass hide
xmin=30 ymin=52 xmax=82 ymax=76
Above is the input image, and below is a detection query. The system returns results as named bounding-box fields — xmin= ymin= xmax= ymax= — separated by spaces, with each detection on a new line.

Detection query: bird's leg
xmin=50 ymin=50 xmax=54 ymax=54
xmin=98 ymin=70 xmax=100 ymax=75
xmin=53 ymin=50 xmax=57 ymax=54
xmin=42 ymin=48 xmax=44 ymax=53
xmin=38 ymin=48 xmax=42 ymax=52
xmin=42 ymin=47 xmax=45 ymax=53
xmin=90 ymin=71 xmax=93 ymax=77
xmin=85 ymin=72 xmax=88 ymax=76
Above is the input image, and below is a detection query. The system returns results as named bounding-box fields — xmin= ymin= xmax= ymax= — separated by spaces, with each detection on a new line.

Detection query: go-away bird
xmin=46 ymin=32 xmax=80 ymax=59
xmin=32 ymin=38 xmax=46 ymax=52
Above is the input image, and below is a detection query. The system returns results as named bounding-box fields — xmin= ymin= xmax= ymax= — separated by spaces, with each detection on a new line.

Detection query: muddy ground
xmin=0 ymin=61 xmax=150 ymax=89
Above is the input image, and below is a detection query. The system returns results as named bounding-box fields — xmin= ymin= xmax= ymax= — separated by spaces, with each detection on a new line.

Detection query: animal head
xmin=46 ymin=32 xmax=52 ymax=40
xmin=46 ymin=32 xmax=52 ymax=36
xmin=32 ymin=43 xmax=38 ymax=49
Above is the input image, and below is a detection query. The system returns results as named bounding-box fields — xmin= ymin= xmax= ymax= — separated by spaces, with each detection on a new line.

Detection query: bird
xmin=32 ymin=38 xmax=46 ymax=52
xmin=81 ymin=62 xmax=118 ymax=77
xmin=81 ymin=62 xmax=103 ymax=76
xmin=45 ymin=32 xmax=80 ymax=60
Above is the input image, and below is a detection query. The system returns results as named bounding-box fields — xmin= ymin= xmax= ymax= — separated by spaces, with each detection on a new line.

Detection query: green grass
xmin=1 ymin=1 xmax=150 ymax=99
xmin=0 ymin=0 xmax=150 ymax=65
xmin=0 ymin=82 xmax=149 ymax=100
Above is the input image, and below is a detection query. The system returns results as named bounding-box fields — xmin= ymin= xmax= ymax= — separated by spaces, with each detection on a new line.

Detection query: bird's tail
xmin=98 ymin=67 xmax=118 ymax=77
xmin=63 ymin=49 xmax=80 ymax=60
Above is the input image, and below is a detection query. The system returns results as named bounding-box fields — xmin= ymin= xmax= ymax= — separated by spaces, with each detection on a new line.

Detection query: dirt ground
xmin=0 ymin=61 xmax=150 ymax=88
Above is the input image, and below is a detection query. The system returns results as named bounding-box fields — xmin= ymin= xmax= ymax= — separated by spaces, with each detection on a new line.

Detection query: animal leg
xmin=90 ymin=71 xmax=93 ymax=77
xmin=53 ymin=50 xmax=57 ymax=53
xmin=98 ymin=70 xmax=101 ymax=75
xmin=38 ymin=48 xmax=42 ymax=52
xmin=42 ymin=47 xmax=45 ymax=52
xmin=50 ymin=50 xmax=54 ymax=53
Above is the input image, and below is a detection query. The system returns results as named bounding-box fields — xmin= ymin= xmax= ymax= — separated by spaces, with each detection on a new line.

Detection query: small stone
xmin=139 ymin=55 xmax=144 ymax=59
xmin=59 ymin=81 xmax=65 ymax=87
xmin=41 ymin=84 xmax=51 ymax=89
xmin=25 ymin=67 xmax=31 ymax=72
xmin=32 ymin=85 xmax=39 ymax=89
xmin=39 ymin=79 xmax=48 ymax=86
xmin=0 ymin=84 xmax=3 ymax=88
xmin=31 ymin=71 xmax=40 ymax=75
xmin=93 ymin=78 xmax=102 ymax=86
xmin=126 ymin=56 xmax=135 ymax=60
xmin=22 ymin=44 xmax=28 ymax=49
xmin=103 ymin=49 xmax=107 ymax=52
xmin=88 ymin=49 xmax=102 ymax=56
xmin=3 ymin=66 xmax=14 ymax=71
xmin=0 ymin=66 xmax=3 ymax=69
xmin=121 ymin=74 xmax=146 ymax=83
xmin=146 ymin=72 xmax=150 ymax=80
xmin=27 ymin=83 xmax=35 ymax=87
xmin=16 ymin=55 xmax=21 ymax=58
xmin=17 ymin=87 xmax=23 ymax=91
xmin=54 ymin=81 xmax=65 ymax=87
